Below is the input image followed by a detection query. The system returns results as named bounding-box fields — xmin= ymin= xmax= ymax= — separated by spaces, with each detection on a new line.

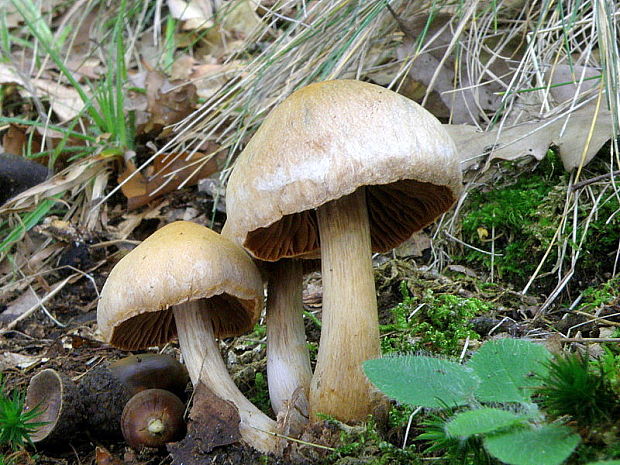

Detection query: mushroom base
xmin=173 ymin=302 xmax=281 ymax=455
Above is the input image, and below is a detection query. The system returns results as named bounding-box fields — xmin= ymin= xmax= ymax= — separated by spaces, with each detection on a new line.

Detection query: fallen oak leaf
xmin=95 ymin=446 xmax=126 ymax=465
xmin=139 ymin=63 xmax=198 ymax=136
xmin=119 ymin=146 xmax=226 ymax=209
xmin=445 ymin=100 xmax=614 ymax=172
xmin=30 ymin=78 xmax=86 ymax=122
xmin=167 ymin=382 xmax=242 ymax=464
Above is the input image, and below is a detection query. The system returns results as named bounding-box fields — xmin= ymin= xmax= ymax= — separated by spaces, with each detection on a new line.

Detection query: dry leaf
xmin=445 ymin=100 xmax=614 ymax=172
xmin=139 ymin=66 xmax=198 ymax=135
xmin=170 ymin=0 xmax=262 ymax=55
xmin=168 ymin=0 xmax=219 ymax=28
xmin=0 ymin=352 xmax=44 ymax=371
xmin=2 ymin=124 xmax=42 ymax=157
xmin=0 ymin=153 xmax=116 ymax=214
xmin=0 ymin=289 xmax=41 ymax=325
xmin=0 ymin=63 xmax=27 ymax=87
xmin=171 ymin=55 xmax=243 ymax=99
xmin=29 ymin=79 xmax=85 ymax=121
xmin=545 ymin=63 xmax=600 ymax=104
xmin=167 ymin=383 xmax=241 ymax=464
xmin=95 ymin=446 xmax=126 ymax=465
xmin=388 ymin=10 xmax=522 ymax=124
xmin=119 ymin=146 xmax=225 ymax=209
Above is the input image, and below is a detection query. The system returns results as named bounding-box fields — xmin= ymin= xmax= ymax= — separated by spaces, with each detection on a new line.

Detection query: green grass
xmin=0 ymin=378 xmax=46 ymax=451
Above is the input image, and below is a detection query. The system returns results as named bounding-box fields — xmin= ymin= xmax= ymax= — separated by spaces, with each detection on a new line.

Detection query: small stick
xmin=532 ymin=337 xmax=620 ymax=343
xmin=571 ymin=169 xmax=620 ymax=191
xmin=0 ymin=274 xmax=75 ymax=334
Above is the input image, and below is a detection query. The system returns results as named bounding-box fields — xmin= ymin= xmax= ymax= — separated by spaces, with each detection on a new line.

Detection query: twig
xmin=0 ymin=274 xmax=76 ymax=334
xmin=570 ymin=169 xmax=620 ymax=191
xmin=532 ymin=337 xmax=620 ymax=343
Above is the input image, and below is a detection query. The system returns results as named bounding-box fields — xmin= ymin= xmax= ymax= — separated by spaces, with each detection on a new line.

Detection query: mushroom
xmin=263 ymin=259 xmax=312 ymax=423
xmin=223 ymin=80 xmax=462 ymax=423
xmin=121 ymin=389 xmax=185 ymax=449
xmin=97 ymin=221 xmax=280 ymax=454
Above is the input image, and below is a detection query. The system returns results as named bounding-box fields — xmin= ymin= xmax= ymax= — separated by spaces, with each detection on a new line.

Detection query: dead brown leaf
xmin=119 ymin=146 xmax=225 ymax=209
xmin=0 ymin=63 xmax=28 ymax=87
xmin=95 ymin=446 xmax=126 ymax=465
xmin=171 ymin=55 xmax=243 ymax=99
xmin=167 ymin=382 xmax=241 ymax=464
xmin=28 ymin=79 xmax=86 ymax=121
xmin=138 ymin=66 xmax=198 ymax=136
xmin=2 ymin=124 xmax=42 ymax=156
xmin=169 ymin=0 xmax=263 ymax=56
xmin=445 ymin=100 xmax=614 ymax=172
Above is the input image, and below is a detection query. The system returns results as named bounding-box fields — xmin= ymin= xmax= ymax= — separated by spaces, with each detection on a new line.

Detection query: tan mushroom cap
xmin=224 ymin=79 xmax=462 ymax=261
xmin=97 ymin=221 xmax=263 ymax=350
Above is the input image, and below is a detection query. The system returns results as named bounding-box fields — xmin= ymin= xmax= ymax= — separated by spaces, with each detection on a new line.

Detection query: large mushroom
xmin=223 ymin=79 xmax=462 ymax=423
xmin=97 ymin=221 xmax=280 ymax=453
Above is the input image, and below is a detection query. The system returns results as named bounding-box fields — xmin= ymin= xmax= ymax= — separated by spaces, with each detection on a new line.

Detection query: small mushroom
xmin=24 ymin=369 xmax=83 ymax=445
xmin=223 ymin=80 xmax=462 ymax=422
xmin=97 ymin=221 xmax=281 ymax=454
xmin=121 ymin=389 xmax=185 ymax=449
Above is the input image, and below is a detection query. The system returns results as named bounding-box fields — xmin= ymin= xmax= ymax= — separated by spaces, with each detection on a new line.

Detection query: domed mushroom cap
xmin=97 ymin=221 xmax=263 ymax=350
xmin=224 ymin=79 xmax=462 ymax=261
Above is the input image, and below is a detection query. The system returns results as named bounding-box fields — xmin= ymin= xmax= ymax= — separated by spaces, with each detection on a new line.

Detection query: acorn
xmin=121 ymin=389 xmax=185 ymax=449
xmin=79 ymin=353 xmax=189 ymax=437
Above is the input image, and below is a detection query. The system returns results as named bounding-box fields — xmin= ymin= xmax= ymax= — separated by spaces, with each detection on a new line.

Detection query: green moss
xmin=248 ymin=372 xmax=271 ymax=414
xmin=380 ymin=282 xmax=487 ymax=356
xmin=458 ymin=152 xmax=620 ymax=294
xmin=578 ymin=274 xmax=620 ymax=312
xmin=460 ymin=153 xmax=565 ymax=284
xmin=326 ymin=419 xmax=421 ymax=465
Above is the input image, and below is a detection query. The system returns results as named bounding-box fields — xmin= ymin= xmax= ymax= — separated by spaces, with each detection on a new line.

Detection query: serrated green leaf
xmin=363 ymin=356 xmax=479 ymax=408
xmin=483 ymin=424 xmax=580 ymax=465
xmin=468 ymin=338 xmax=551 ymax=403
xmin=446 ymin=408 xmax=525 ymax=437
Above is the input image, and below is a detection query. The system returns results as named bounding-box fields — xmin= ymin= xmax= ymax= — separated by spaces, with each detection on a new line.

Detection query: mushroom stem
xmin=173 ymin=302 xmax=280 ymax=454
xmin=266 ymin=260 xmax=312 ymax=418
xmin=309 ymin=188 xmax=382 ymax=422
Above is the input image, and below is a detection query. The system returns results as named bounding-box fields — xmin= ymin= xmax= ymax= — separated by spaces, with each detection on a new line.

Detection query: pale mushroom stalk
xmin=266 ymin=260 xmax=312 ymax=418
xmin=310 ymin=188 xmax=381 ymax=421
xmin=173 ymin=302 xmax=279 ymax=453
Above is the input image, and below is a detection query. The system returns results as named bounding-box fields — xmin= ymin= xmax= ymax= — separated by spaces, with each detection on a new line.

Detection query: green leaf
xmin=446 ymin=408 xmax=526 ymax=437
xmin=364 ymin=356 xmax=479 ymax=408
xmin=586 ymin=462 xmax=620 ymax=465
xmin=483 ymin=424 xmax=580 ymax=465
xmin=467 ymin=338 xmax=551 ymax=403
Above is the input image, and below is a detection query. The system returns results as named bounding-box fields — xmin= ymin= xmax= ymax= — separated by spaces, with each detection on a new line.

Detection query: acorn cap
xmin=97 ymin=221 xmax=263 ymax=350
xmin=224 ymin=79 xmax=462 ymax=261
xmin=25 ymin=369 xmax=83 ymax=444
